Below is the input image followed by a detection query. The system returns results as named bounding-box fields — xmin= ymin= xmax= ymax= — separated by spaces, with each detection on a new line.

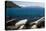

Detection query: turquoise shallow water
xmin=6 ymin=7 xmax=44 ymax=17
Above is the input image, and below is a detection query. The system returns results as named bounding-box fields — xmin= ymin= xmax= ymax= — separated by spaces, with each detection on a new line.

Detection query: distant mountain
xmin=5 ymin=1 xmax=21 ymax=8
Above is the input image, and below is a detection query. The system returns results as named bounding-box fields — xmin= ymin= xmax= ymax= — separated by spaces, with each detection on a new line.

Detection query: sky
xmin=12 ymin=1 xmax=44 ymax=8
xmin=6 ymin=0 xmax=44 ymax=8
xmin=7 ymin=0 xmax=44 ymax=2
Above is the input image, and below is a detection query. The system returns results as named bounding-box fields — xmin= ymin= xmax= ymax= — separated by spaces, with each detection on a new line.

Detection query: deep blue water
xmin=6 ymin=7 xmax=44 ymax=17
xmin=6 ymin=7 xmax=45 ymax=22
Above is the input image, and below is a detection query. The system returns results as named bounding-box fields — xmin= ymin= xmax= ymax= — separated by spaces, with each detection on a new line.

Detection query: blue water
xmin=6 ymin=7 xmax=44 ymax=17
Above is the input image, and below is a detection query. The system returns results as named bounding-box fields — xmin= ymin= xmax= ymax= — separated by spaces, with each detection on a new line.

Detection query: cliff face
xmin=5 ymin=1 xmax=21 ymax=8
